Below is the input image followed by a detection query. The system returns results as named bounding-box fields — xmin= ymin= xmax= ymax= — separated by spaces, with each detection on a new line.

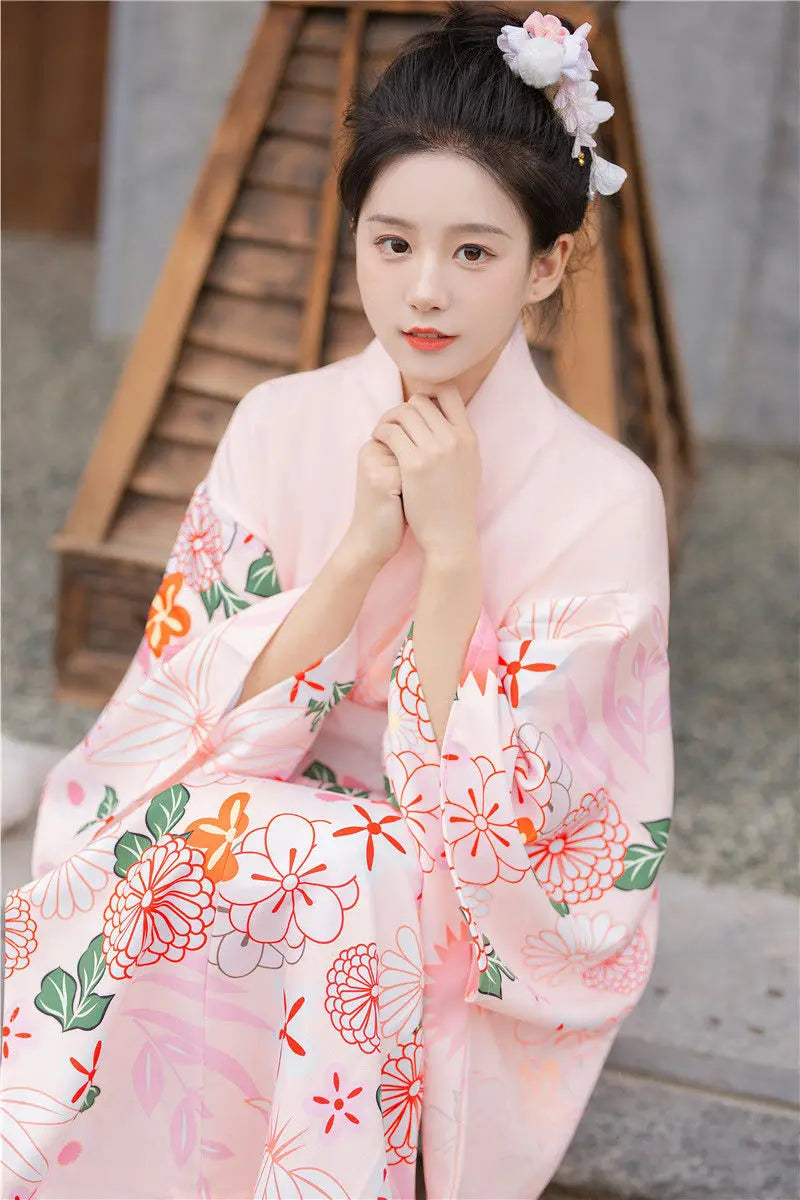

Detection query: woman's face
xmin=354 ymin=150 xmax=571 ymax=403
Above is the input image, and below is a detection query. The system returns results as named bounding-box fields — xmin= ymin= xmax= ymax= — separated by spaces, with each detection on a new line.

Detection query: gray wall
xmin=94 ymin=0 xmax=799 ymax=447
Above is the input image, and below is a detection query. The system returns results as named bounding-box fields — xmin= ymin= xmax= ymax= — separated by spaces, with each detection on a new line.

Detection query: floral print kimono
xmin=1 ymin=316 xmax=673 ymax=1199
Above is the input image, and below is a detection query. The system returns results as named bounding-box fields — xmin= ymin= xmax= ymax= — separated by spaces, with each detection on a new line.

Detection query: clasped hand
xmin=371 ymin=381 xmax=482 ymax=561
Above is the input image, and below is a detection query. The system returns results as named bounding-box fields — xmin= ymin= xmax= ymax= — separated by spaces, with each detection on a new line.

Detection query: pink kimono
xmin=1 ymin=316 xmax=673 ymax=1199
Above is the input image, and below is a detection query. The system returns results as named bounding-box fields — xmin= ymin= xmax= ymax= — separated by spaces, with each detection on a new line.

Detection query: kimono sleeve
xmin=384 ymin=471 xmax=673 ymax=1031
xmin=31 ymin=384 xmax=358 ymax=872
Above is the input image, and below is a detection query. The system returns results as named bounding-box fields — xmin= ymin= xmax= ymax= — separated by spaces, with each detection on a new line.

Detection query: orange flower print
xmin=145 ymin=572 xmax=191 ymax=658
xmin=102 ymin=835 xmax=215 ymax=979
xmin=184 ymin=791 xmax=250 ymax=882
xmin=4 ymin=889 xmax=38 ymax=978
xmin=325 ymin=942 xmax=381 ymax=1054
xmin=380 ymin=1028 xmax=424 ymax=1165
xmin=526 ymin=788 xmax=629 ymax=905
xmin=174 ymin=484 xmax=225 ymax=592
xmin=69 ymin=1039 xmax=102 ymax=1105
xmin=332 ymin=803 xmax=407 ymax=871
xmin=2 ymin=1007 xmax=31 ymax=1060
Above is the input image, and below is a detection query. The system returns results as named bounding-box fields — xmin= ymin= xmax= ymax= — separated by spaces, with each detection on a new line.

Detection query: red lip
xmin=405 ymin=326 xmax=452 ymax=336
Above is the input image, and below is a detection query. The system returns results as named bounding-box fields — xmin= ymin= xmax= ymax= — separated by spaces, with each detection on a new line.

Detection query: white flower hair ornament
xmin=497 ymin=10 xmax=627 ymax=201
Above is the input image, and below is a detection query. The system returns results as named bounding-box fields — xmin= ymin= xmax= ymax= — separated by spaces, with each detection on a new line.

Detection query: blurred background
xmin=1 ymin=2 xmax=798 ymax=1197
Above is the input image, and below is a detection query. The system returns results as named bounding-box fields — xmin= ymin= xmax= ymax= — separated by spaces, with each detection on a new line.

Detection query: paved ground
xmin=2 ymin=232 xmax=798 ymax=894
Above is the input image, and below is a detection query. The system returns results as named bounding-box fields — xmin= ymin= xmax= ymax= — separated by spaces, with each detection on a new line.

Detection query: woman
xmin=1 ymin=5 xmax=673 ymax=1197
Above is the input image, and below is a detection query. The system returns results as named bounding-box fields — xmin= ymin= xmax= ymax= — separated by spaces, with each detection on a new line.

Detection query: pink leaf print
xmin=170 ymin=1095 xmax=197 ymax=1166
xmin=647 ymin=689 xmax=671 ymax=733
xmin=631 ymin=643 xmax=647 ymax=681
xmin=132 ymin=1042 xmax=164 ymax=1116
xmin=67 ymin=781 xmax=85 ymax=807
xmin=200 ymin=1139 xmax=234 ymax=1161
xmin=155 ymin=1034 xmax=204 ymax=1068
xmin=617 ymin=698 xmax=643 ymax=731
xmin=565 ymin=678 xmax=617 ymax=784
xmin=197 ymin=1174 xmax=212 ymax=1200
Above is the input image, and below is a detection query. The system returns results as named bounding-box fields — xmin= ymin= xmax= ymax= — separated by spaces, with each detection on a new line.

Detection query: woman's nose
xmin=406 ymin=255 xmax=448 ymax=309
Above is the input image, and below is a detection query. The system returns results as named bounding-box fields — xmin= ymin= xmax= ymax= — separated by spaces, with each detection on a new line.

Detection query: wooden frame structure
xmin=52 ymin=0 xmax=695 ymax=706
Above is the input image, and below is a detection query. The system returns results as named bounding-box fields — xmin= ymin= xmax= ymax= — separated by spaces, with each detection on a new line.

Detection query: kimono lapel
xmin=355 ymin=314 xmax=557 ymax=532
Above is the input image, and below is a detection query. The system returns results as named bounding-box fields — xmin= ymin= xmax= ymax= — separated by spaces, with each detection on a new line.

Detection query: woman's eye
xmin=374 ymin=237 xmax=490 ymax=265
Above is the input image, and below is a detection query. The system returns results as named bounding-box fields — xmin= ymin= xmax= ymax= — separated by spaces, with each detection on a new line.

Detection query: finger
xmin=430 ymin=380 xmax=471 ymax=431
xmin=405 ymin=393 xmax=445 ymax=436
xmin=372 ymin=421 xmax=415 ymax=464
xmin=376 ymin=403 xmax=437 ymax=451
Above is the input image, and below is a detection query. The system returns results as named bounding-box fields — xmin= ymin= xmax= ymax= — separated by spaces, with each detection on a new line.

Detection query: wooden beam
xmin=59 ymin=2 xmax=302 ymax=545
xmin=298 ymin=5 xmax=366 ymax=370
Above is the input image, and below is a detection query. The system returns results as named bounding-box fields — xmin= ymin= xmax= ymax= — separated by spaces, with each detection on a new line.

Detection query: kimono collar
xmin=356 ymin=315 xmax=557 ymax=529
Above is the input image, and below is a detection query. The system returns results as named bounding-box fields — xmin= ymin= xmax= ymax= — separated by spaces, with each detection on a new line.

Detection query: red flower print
xmin=288 ymin=660 xmax=327 ymax=705
xmin=526 ymin=788 xmax=629 ymax=904
xmin=184 ymin=790 xmax=250 ymax=882
xmin=102 ymin=835 xmax=215 ymax=979
xmin=443 ymin=751 xmax=528 ymax=885
xmin=499 ymin=639 xmax=556 ymax=709
xmin=332 ymin=803 xmax=407 ymax=871
xmin=278 ymin=992 xmax=306 ymax=1058
xmin=69 ymin=1039 xmax=102 ymax=1104
xmin=2 ymin=1007 xmax=31 ymax=1059
xmin=325 ymin=942 xmax=381 ymax=1054
xmin=312 ymin=1070 xmax=364 ymax=1135
xmin=4 ymin=889 xmax=38 ymax=978
xmin=220 ymin=813 xmax=359 ymax=955
xmin=174 ymin=485 xmax=225 ymax=592
xmin=383 ymin=752 xmax=443 ymax=873
xmin=392 ymin=637 xmax=437 ymax=746
xmin=582 ymin=927 xmax=651 ymax=995
xmin=145 ymin=572 xmax=191 ymax=657
xmin=380 ymin=1028 xmax=424 ymax=1165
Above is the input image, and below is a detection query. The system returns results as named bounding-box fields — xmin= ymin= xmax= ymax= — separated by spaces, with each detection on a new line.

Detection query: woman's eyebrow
xmin=365 ymin=214 xmax=511 ymax=238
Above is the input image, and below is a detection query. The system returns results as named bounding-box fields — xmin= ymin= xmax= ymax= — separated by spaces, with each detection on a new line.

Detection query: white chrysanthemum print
xmin=522 ymin=912 xmax=629 ymax=984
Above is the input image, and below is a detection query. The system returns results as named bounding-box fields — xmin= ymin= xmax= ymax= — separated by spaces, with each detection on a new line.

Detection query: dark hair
xmin=336 ymin=1 xmax=597 ymax=338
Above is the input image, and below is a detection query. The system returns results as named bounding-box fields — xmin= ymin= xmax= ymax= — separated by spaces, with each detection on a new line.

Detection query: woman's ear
xmin=525 ymin=233 xmax=574 ymax=304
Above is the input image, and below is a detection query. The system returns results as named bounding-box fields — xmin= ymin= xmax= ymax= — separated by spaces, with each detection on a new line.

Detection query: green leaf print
xmin=201 ymin=580 xmax=224 ymax=619
xmin=548 ymin=897 xmax=570 ymax=916
xmin=80 ymin=1085 xmax=101 ymax=1112
xmin=300 ymin=761 xmax=369 ymax=797
xmin=614 ymin=817 xmax=671 ymax=891
xmin=34 ymin=968 xmax=77 ymax=1029
xmin=218 ymin=581 xmax=251 ymax=619
xmin=303 ymin=761 xmax=337 ymax=786
xmin=376 ymin=1084 xmax=383 ymax=1114
xmin=77 ymin=935 xmax=106 ymax=1001
xmin=306 ymin=680 xmax=355 ymax=732
xmin=34 ymin=937 xmax=115 ymax=1033
xmin=384 ymin=774 xmax=401 ymax=813
xmin=113 ymin=831 xmax=153 ymax=878
xmin=477 ymin=938 xmax=516 ymax=1000
xmin=245 ymin=550 xmax=281 ymax=597
xmin=70 ymin=992 xmax=113 ymax=1031
xmin=97 ymin=785 xmax=119 ymax=821
xmin=76 ymin=783 xmax=121 ymax=836
xmin=145 ymin=784 xmax=190 ymax=842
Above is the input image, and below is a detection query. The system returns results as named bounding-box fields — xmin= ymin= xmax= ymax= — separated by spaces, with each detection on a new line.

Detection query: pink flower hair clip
xmin=497 ymin=10 xmax=627 ymax=201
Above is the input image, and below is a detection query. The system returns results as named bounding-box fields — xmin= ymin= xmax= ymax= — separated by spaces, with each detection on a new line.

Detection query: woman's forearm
xmin=411 ymin=539 xmax=484 ymax=752
xmin=235 ymin=535 xmax=383 ymax=707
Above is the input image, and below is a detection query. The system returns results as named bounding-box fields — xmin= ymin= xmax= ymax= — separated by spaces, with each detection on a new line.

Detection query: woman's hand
xmin=340 ymin=436 xmax=407 ymax=571
xmin=371 ymin=381 xmax=482 ymax=562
